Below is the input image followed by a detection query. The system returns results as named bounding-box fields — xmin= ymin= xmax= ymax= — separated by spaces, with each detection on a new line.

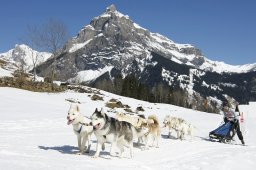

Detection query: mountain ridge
xmin=62 ymin=4 xmax=256 ymax=75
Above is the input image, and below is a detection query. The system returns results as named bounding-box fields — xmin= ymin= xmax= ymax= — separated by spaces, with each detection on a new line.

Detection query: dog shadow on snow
xmin=38 ymin=144 xmax=113 ymax=159
xmin=161 ymin=134 xmax=178 ymax=140
xmin=38 ymin=145 xmax=79 ymax=155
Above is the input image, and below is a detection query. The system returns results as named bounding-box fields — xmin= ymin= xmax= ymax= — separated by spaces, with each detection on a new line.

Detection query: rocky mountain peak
xmin=66 ymin=4 xmax=151 ymax=59
xmin=106 ymin=4 xmax=117 ymax=12
xmin=68 ymin=5 xmax=206 ymax=68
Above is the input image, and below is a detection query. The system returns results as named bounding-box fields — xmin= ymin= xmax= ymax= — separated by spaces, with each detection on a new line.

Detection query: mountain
xmin=35 ymin=4 xmax=256 ymax=106
xmin=0 ymin=44 xmax=52 ymax=77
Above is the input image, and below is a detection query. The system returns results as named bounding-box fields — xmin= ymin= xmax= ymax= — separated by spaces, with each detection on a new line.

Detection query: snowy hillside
xmin=0 ymin=87 xmax=255 ymax=170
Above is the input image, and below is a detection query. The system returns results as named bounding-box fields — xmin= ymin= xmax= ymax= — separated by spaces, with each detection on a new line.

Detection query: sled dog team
xmin=67 ymin=104 xmax=195 ymax=158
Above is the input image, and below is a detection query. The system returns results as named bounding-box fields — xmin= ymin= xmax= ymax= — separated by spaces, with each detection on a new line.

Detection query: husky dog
xmin=174 ymin=120 xmax=195 ymax=141
xmin=141 ymin=115 xmax=161 ymax=149
xmin=163 ymin=115 xmax=183 ymax=138
xmin=67 ymin=104 xmax=93 ymax=154
xmin=91 ymin=108 xmax=136 ymax=158
xmin=163 ymin=115 xmax=194 ymax=141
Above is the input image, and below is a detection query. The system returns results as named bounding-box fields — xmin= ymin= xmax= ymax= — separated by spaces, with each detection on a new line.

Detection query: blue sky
xmin=0 ymin=0 xmax=255 ymax=65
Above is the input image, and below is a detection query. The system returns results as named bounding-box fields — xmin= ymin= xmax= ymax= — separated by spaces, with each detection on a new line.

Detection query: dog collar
xmin=79 ymin=122 xmax=89 ymax=126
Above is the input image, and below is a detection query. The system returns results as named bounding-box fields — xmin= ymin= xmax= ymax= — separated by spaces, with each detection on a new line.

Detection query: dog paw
xmin=92 ymin=155 xmax=99 ymax=158
xmin=75 ymin=152 xmax=83 ymax=155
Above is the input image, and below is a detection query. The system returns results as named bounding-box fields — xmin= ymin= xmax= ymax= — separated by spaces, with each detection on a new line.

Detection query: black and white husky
xmin=91 ymin=108 xmax=136 ymax=158
xmin=67 ymin=104 xmax=93 ymax=154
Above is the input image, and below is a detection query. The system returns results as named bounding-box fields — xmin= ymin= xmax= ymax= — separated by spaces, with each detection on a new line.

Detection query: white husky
xmin=67 ymin=104 xmax=93 ymax=154
xmin=163 ymin=115 xmax=195 ymax=141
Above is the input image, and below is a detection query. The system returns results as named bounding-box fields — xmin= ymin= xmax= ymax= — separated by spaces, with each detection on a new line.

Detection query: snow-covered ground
xmin=0 ymin=87 xmax=255 ymax=170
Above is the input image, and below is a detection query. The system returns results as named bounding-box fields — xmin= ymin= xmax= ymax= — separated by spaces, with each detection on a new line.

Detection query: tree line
xmin=93 ymin=74 xmax=220 ymax=113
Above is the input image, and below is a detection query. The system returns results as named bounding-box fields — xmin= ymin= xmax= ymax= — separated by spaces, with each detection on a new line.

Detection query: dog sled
xmin=209 ymin=121 xmax=236 ymax=143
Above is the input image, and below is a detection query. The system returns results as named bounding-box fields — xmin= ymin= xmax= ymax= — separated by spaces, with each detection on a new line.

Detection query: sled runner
xmin=209 ymin=121 xmax=236 ymax=143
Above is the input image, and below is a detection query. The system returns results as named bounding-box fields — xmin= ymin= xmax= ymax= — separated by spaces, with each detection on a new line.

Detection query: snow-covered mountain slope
xmin=65 ymin=4 xmax=255 ymax=75
xmin=145 ymin=32 xmax=256 ymax=73
xmin=0 ymin=58 xmax=17 ymax=77
xmin=199 ymin=58 xmax=256 ymax=73
xmin=0 ymin=67 xmax=13 ymax=77
xmin=0 ymin=44 xmax=51 ymax=76
xmin=0 ymin=87 xmax=255 ymax=170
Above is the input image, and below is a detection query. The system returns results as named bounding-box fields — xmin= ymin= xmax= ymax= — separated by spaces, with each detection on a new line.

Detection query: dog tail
xmin=148 ymin=115 xmax=161 ymax=137
xmin=148 ymin=115 xmax=160 ymax=126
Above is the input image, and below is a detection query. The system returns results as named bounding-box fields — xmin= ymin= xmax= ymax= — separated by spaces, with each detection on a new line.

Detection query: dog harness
xmin=144 ymin=128 xmax=151 ymax=136
xmin=75 ymin=122 xmax=89 ymax=134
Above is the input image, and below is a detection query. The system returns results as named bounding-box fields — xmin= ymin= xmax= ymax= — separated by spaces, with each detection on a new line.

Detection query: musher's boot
xmin=241 ymin=139 xmax=245 ymax=145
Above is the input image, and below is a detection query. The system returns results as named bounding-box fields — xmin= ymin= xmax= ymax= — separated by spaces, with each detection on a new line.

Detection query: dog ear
xmin=100 ymin=109 xmax=108 ymax=119
xmin=95 ymin=108 xmax=98 ymax=112
xmin=97 ymin=108 xmax=105 ymax=116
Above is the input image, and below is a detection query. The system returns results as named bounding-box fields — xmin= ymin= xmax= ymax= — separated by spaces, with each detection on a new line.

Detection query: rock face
xmin=36 ymin=5 xmax=256 ymax=104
